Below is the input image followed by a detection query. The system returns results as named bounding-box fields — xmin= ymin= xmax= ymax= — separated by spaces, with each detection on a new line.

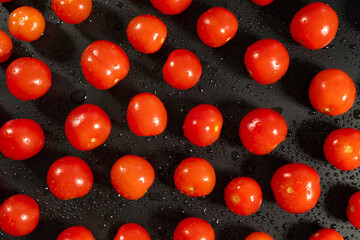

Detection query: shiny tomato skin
xmin=0 ymin=194 xmax=40 ymax=236
xmin=57 ymin=226 xmax=95 ymax=240
xmin=239 ymin=108 xmax=287 ymax=155
xmin=8 ymin=6 xmax=45 ymax=42
xmin=309 ymin=69 xmax=356 ymax=116
xmin=244 ymin=39 xmax=289 ymax=85
xmin=251 ymin=0 xmax=274 ymax=6
xmin=197 ymin=7 xmax=238 ymax=48
xmin=347 ymin=191 xmax=360 ymax=228
xmin=51 ymin=0 xmax=92 ymax=24
xmin=0 ymin=30 xmax=13 ymax=63
xmin=0 ymin=119 xmax=44 ymax=160
xmin=309 ymin=228 xmax=343 ymax=240
xmin=111 ymin=155 xmax=155 ymax=200
xmin=163 ymin=49 xmax=202 ymax=89
xmin=127 ymin=93 xmax=167 ymax=136
xmin=65 ymin=104 xmax=111 ymax=151
xmin=81 ymin=40 xmax=130 ymax=90
xmin=183 ymin=104 xmax=223 ymax=147
xmin=173 ymin=217 xmax=215 ymax=240
xmin=127 ymin=15 xmax=167 ymax=54
xmin=224 ymin=177 xmax=262 ymax=216
xmin=245 ymin=232 xmax=273 ymax=240
xmin=290 ymin=2 xmax=338 ymax=50
xmin=6 ymin=57 xmax=52 ymax=101
xmin=324 ymin=128 xmax=360 ymax=171
xmin=114 ymin=223 xmax=151 ymax=240
xmin=174 ymin=157 xmax=216 ymax=197
xmin=150 ymin=0 xmax=192 ymax=15
xmin=271 ymin=163 xmax=321 ymax=214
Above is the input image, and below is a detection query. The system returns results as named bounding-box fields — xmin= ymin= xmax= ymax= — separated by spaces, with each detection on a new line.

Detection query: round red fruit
xmin=114 ymin=223 xmax=151 ymax=240
xmin=347 ymin=191 xmax=360 ymax=229
xmin=251 ymin=0 xmax=274 ymax=6
xmin=174 ymin=217 xmax=215 ymax=240
xmin=57 ymin=226 xmax=95 ymax=240
xmin=309 ymin=228 xmax=343 ymax=240
xmin=245 ymin=232 xmax=273 ymax=240
xmin=52 ymin=0 xmax=92 ymax=24
xmin=0 ymin=30 xmax=13 ymax=63
xmin=150 ymin=0 xmax=192 ymax=15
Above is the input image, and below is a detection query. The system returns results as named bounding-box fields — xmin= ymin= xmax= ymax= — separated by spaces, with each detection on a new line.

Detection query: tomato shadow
xmin=27 ymin=218 xmax=68 ymax=240
xmin=217 ymin=224 xmax=255 ymax=240
xmin=286 ymin=222 xmax=320 ymax=240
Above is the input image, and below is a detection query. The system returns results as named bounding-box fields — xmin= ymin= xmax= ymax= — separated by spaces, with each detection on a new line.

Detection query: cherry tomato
xmin=127 ymin=93 xmax=167 ymax=136
xmin=114 ymin=223 xmax=151 ymax=240
xmin=224 ymin=177 xmax=262 ymax=216
xmin=239 ymin=108 xmax=287 ymax=155
xmin=8 ymin=6 xmax=45 ymax=42
xmin=0 ymin=194 xmax=40 ymax=236
xmin=347 ymin=191 xmax=360 ymax=228
xmin=0 ymin=119 xmax=44 ymax=160
xmin=51 ymin=0 xmax=92 ymax=24
xmin=57 ymin=226 xmax=95 ymax=240
xmin=309 ymin=69 xmax=356 ymax=116
xmin=65 ymin=104 xmax=111 ymax=151
xmin=309 ymin=228 xmax=343 ymax=240
xmin=244 ymin=39 xmax=289 ymax=85
xmin=111 ymin=155 xmax=155 ymax=200
xmin=290 ymin=2 xmax=338 ymax=50
xmin=0 ymin=30 xmax=13 ymax=63
xmin=150 ymin=0 xmax=192 ymax=15
xmin=127 ymin=15 xmax=167 ymax=54
xmin=47 ymin=156 xmax=93 ymax=200
xmin=245 ymin=232 xmax=273 ymax=240
xmin=174 ymin=217 xmax=215 ymax=240
xmin=197 ymin=7 xmax=238 ymax=48
xmin=251 ymin=0 xmax=273 ymax=6
xmin=271 ymin=163 xmax=321 ymax=214
xmin=183 ymin=104 xmax=223 ymax=147
xmin=6 ymin=57 xmax=52 ymax=101
xmin=163 ymin=49 xmax=202 ymax=89
xmin=174 ymin=157 xmax=216 ymax=197
xmin=0 ymin=0 xmax=11 ymax=3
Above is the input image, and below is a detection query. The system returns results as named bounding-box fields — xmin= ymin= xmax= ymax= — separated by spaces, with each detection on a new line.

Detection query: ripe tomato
xmin=197 ymin=7 xmax=238 ymax=48
xmin=309 ymin=69 xmax=356 ymax=116
xmin=47 ymin=156 xmax=93 ymax=200
xmin=127 ymin=93 xmax=167 ymax=136
xmin=57 ymin=226 xmax=95 ymax=240
xmin=8 ymin=6 xmax=45 ymax=42
xmin=6 ymin=57 xmax=52 ymax=101
xmin=174 ymin=217 xmax=215 ymax=240
xmin=309 ymin=228 xmax=343 ymax=240
xmin=0 ymin=30 xmax=13 ymax=63
xmin=114 ymin=223 xmax=151 ymax=240
xmin=245 ymin=232 xmax=273 ymax=240
xmin=111 ymin=155 xmax=155 ymax=200
xmin=0 ymin=0 xmax=11 ymax=2
xmin=81 ymin=40 xmax=130 ymax=90
xmin=150 ymin=0 xmax=192 ymax=15
xmin=224 ymin=177 xmax=262 ymax=216
xmin=65 ymin=104 xmax=111 ymax=151
xmin=127 ymin=15 xmax=167 ymax=54
xmin=163 ymin=49 xmax=202 ymax=89
xmin=0 ymin=119 xmax=44 ymax=160
xmin=347 ymin=191 xmax=360 ymax=228
xmin=0 ymin=194 xmax=40 ymax=236
xmin=239 ymin=108 xmax=287 ymax=155
xmin=51 ymin=0 xmax=92 ymax=24
xmin=174 ymin=157 xmax=216 ymax=197
xmin=183 ymin=104 xmax=223 ymax=147
xmin=244 ymin=39 xmax=289 ymax=85
xmin=290 ymin=2 xmax=338 ymax=50
xmin=251 ymin=0 xmax=274 ymax=6
xmin=271 ymin=163 xmax=321 ymax=214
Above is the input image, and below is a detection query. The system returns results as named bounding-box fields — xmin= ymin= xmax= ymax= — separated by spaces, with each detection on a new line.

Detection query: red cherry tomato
xmin=111 ymin=155 xmax=155 ymax=200
xmin=309 ymin=69 xmax=356 ymax=116
xmin=0 ymin=0 xmax=11 ymax=3
xmin=174 ymin=217 xmax=215 ymax=240
xmin=150 ymin=0 xmax=192 ymax=15
xmin=174 ymin=157 xmax=216 ymax=197
xmin=271 ymin=163 xmax=321 ymax=214
xmin=114 ymin=223 xmax=151 ymax=240
xmin=309 ymin=228 xmax=343 ymax=240
xmin=0 ymin=30 xmax=13 ymax=63
xmin=324 ymin=128 xmax=360 ymax=171
xmin=57 ymin=226 xmax=95 ymax=240
xmin=163 ymin=49 xmax=202 ymax=89
xmin=0 ymin=194 xmax=40 ymax=236
xmin=239 ymin=108 xmax=287 ymax=155
xmin=183 ymin=104 xmax=223 ymax=147
xmin=347 ymin=191 xmax=360 ymax=228
xmin=245 ymin=232 xmax=273 ymax=240
xmin=51 ymin=0 xmax=92 ymax=24
xmin=81 ymin=40 xmax=129 ymax=90
xmin=224 ymin=177 xmax=262 ymax=216
xmin=244 ymin=39 xmax=289 ymax=85
xmin=0 ymin=119 xmax=44 ymax=160
xmin=8 ymin=6 xmax=45 ymax=42
xmin=251 ymin=0 xmax=273 ymax=6
xmin=290 ymin=2 xmax=338 ymax=50
xmin=127 ymin=15 xmax=167 ymax=54
xmin=127 ymin=93 xmax=167 ymax=136
xmin=197 ymin=7 xmax=238 ymax=48
xmin=65 ymin=104 xmax=111 ymax=151
xmin=47 ymin=156 xmax=93 ymax=200
xmin=6 ymin=57 xmax=52 ymax=101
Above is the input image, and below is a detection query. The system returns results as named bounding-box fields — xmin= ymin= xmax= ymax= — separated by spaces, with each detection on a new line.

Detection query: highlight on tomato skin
xmin=57 ymin=226 xmax=95 ymax=240
xmin=173 ymin=217 xmax=215 ymax=240
xmin=347 ymin=191 xmax=360 ymax=229
xmin=114 ymin=223 xmax=151 ymax=240
xmin=150 ymin=0 xmax=192 ymax=15
xmin=52 ymin=0 xmax=93 ymax=24
xmin=0 ymin=30 xmax=13 ymax=63
xmin=245 ymin=232 xmax=274 ymax=240
xmin=309 ymin=228 xmax=344 ymax=240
